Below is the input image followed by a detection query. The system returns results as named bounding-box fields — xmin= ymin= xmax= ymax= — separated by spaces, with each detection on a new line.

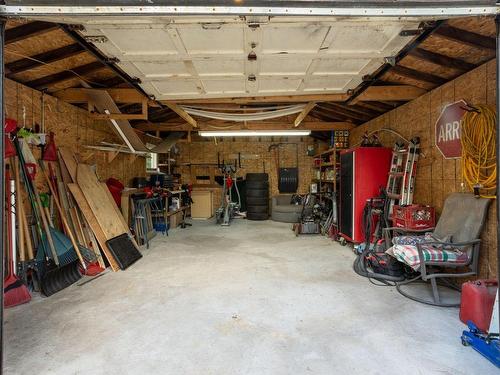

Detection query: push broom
xmin=4 ymin=163 xmax=31 ymax=307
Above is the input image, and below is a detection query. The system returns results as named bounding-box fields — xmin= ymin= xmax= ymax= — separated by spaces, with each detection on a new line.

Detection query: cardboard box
xmin=191 ymin=190 xmax=213 ymax=219
xmin=169 ymin=211 xmax=184 ymax=228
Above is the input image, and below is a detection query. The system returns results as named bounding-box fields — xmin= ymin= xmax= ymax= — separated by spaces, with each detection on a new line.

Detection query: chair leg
xmin=430 ymin=278 xmax=441 ymax=304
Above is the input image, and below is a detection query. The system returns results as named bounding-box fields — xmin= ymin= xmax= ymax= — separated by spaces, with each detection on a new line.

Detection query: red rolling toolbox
xmin=460 ymin=279 xmax=498 ymax=332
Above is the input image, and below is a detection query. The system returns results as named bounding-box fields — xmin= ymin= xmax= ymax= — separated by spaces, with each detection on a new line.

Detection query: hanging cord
xmin=460 ymin=104 xmax=497 ymax=198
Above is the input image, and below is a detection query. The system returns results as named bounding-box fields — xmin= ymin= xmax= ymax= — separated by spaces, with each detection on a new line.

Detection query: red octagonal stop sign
xmin=435 ymin=100 xmax=467 ymax=159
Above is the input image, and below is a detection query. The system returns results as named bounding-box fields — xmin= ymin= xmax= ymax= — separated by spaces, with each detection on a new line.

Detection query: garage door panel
xmin=193 ymin=58 xmax=245 ymax=77
xmin=203 ymin=79 xmax=246 ymax=94
xmin=258 ymin=78 xmax=302 ymax=93
xmin=260 ymin=57 xmax=312 ymax=76
xmin=177 ymin=25 xmax=244 ymax=55
xmin=78 ymin=17 xmax=419 ymax=99
xmin=261 ymin=24 xmax=329 ymax=53
xmin=152 ymin=80 xmax=201 ymax=96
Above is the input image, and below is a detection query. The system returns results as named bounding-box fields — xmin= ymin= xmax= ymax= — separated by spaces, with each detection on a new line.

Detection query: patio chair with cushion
xmin=384 ymin=193 xmax=491 ymax=307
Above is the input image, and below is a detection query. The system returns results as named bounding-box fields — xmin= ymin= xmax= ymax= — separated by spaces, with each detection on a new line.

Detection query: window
xmin=146 ymin=143 xmax=158 ymax=171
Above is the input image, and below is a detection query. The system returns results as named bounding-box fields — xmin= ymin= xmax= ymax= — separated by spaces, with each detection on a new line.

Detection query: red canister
xmin=460 ymin=279 xmax=498 ymax=332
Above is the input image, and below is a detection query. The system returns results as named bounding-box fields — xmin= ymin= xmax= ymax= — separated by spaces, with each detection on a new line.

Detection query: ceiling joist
xmin=170 ymin=94 xmax=349 ymax=105
xmin=410 ymin=48 xmax=477 ymax=71
xmin=390 ymin=65 xmax=447 ymax=85
xmin=434 ymin=26 xmax=496 ymax=50
xmin=134 ymin=121 xmax=354 ymax=132
xmin=26 ymin=61 xmax=105 ymax=90
xmin=5 ymin=21 xmax=58 ymax=44
xmin=163 ymin=102 xmax=198 ymax=128
xmin=352 ymin=85 xmax=427 ymax=103
xmin=6 ymin=43 xmax=85 ymax=77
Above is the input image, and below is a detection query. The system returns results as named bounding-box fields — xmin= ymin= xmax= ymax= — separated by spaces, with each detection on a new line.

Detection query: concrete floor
xmin=4 ymin=219 xmax=498 ymax=374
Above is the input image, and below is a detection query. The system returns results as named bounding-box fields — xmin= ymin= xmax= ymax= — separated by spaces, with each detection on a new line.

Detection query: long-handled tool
xmin=39 ymin=160 xmax=103 ymax=276
xmin=4 ymin=164 xmax=31 ymax=307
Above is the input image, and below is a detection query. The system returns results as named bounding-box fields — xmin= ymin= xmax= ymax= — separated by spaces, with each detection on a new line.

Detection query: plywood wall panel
xmin=4 ymin=78 xmax=146 ymax=187
xmin=350 ymin=59 xmax=497 ymax=279
xmin=176 ymin=137 xmax=320 ymax=197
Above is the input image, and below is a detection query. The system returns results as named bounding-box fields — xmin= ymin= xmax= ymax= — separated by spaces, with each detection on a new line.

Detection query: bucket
xmin=106 ymin=178 xmax=124 ymax=208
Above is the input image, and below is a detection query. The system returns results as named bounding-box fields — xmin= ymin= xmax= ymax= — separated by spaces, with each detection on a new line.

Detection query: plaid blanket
xmin=390 ymin=244 xmax=468 ymax=271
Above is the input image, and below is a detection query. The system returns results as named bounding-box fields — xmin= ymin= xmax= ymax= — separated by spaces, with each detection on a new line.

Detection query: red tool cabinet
xmin=339 ymin=146 xmax=392 ymax=243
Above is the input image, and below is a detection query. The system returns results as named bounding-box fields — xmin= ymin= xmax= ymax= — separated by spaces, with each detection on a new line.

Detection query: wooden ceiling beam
xmin=54 ymin=87 xmax=143 ymax=103
xmin=352 ymin=84 xmax=427 ymax=103
xmin=6 ymin=43 xmax=85 ymax=77
xmin=27 ymin=61 xmax=105 ymax=89
xmin=311 ymin=107 xmax=354 ymax=123
xmin=134 ymin=121 xmax=355 ymax=132
xmin=434 ymin=26 xmax=495 ymax=50
xmin=5 ymin=21 xmax=59 ymax=45
xmin=316 ymin=103 xmax=370 ymax=122
xmin=169 ymin=93 xmax=348 ymax=105
xmin=355 ymin=101 xmax=391 ymax=113
xmin=410 ymin=48 xmax=477 ymax=71
xmin=163 ymin=102 xmax=197 ymax=128
xmin=294 ymin=102 xmax=316 ymax=127
xmin=390 ymin=65 xmax=447 ymax=85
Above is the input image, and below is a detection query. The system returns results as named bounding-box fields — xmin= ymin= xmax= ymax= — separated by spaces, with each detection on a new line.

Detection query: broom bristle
xmin=4 ymin=275 xmax=31 ymax=308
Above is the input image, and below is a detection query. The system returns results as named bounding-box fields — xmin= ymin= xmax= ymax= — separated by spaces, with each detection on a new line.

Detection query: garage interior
xmin=1 ymin=2 xmax=500 ymax=374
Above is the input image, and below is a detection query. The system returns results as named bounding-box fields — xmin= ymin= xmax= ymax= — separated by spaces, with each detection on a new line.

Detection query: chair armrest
xmin=417 ymin=239 xmax=481 ymax=247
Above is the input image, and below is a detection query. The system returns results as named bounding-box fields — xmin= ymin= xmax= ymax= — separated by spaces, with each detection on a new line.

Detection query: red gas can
xmin=460 ymin=279 xmax=497 ymax=332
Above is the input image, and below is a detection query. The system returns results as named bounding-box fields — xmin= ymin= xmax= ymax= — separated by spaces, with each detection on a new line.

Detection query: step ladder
xmin=386 ymin=137 xmax=420 ymax=217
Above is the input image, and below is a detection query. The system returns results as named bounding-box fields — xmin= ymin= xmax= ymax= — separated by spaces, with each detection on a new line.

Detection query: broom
xmin=4 ymin=164 xmax=31 ymax=307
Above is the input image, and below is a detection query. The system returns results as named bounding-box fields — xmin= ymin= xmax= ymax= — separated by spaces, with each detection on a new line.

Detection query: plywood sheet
xmin=76 ymin=163 xmax=128 ymax=240
xmin=67 ymin=183 xmax=120 ymax=272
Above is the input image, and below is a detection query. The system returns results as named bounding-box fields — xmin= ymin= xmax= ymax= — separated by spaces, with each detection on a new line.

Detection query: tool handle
xmin=13 ymin=158 xmax=26 ymax=262
xmin=39 ymin=160 xmax=86 ymax=270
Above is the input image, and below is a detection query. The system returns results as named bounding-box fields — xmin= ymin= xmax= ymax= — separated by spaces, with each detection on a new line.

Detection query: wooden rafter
xmin=294 ymin=102 xmax=316 ymax=127
xmin=55 ymin=87 xmax=145 ymax=104
xmin=352 ymin=85 xmax=427 ymax=103
xmin=316 ymin=103 xmax=370 ymax=122
xmin=134 ymin=121 xmax=355 ymax=132
xmin=434 ymin=26 xmax=495 ymax=50
xmin=6 ymin=43 xmax=85 ymax=76
xmin=390 ymin=65 xmax=447 ymax=85
xmin=27 ymin=61 xmax=105 ymax=89
xmin=5 ymin=21 xmax=58 ymax=44
xmin=410 ymin=48 xmax=477 ymax=71
xmin=163 ymin=102 xmax=197 ymax=128
xmin=311 ymin=107 xmax=352 ymax=123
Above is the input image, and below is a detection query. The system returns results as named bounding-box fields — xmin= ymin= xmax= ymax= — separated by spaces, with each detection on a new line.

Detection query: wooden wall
xmin=176 ymin=137 xmax=323 ymax=197
xmin=4 ymin=78 xmax=146 ymax=187
xmin=350 ymin=59 xmax=497 ymax=279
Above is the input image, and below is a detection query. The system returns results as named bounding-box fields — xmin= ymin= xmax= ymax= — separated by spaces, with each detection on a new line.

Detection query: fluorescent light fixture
xmin=199 ymin=130 xmax=311 ymax=137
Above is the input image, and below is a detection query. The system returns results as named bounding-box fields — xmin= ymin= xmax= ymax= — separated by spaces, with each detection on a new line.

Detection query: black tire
xmin=247 ymin=212 xmax=269 ymax=220
xmin=246 ymin=188 xmax=268 ymax=198
xmin=246 ymin=180 xmax=269 ymax=190
xmin=246 ymin=173 xmax=268 ymax=182
xmin=246 ymin=197 xmax=268 ymax=206
xmin=247 ymin=205 xmax=269 ymax=214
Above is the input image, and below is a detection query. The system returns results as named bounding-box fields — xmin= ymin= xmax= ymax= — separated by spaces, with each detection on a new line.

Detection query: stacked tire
xmin=246 ymin=173 xmax=269 ymax=221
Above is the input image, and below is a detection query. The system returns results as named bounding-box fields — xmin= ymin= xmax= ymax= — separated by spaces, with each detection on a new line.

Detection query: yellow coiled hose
xmin=460 ymin=105 xmax=497 ymax=198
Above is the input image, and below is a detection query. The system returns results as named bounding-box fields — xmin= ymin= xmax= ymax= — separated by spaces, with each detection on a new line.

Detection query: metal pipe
xmin=495 ymin=13 xmax=500 ymax=337
xmin=0 ymin=17 xmax=5 ymax=373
